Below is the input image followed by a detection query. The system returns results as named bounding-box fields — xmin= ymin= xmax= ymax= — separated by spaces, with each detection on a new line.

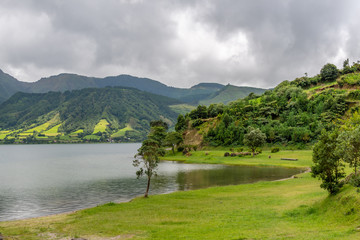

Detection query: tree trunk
xmin=144 ymin=176 xmax=151 ymax=198
xmin=172 ymin=145 xmax=175 ymax=154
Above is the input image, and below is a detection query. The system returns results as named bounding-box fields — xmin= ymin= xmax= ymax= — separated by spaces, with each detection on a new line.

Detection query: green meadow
xmin=111 ymin=124 xmax=133 ymax=138
xmin=1 ymin=150 xmax=360 ymax=239
xmin=93 ymin=119 xmax=110 ymax=134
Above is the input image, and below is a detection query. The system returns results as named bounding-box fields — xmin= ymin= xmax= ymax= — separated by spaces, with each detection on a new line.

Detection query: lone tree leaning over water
xmin=133 ymin=120 xmax=167 ymax=197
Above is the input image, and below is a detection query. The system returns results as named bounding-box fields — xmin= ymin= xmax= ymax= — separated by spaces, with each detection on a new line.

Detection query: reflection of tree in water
xmin=176 ymin=166 xmax=301 ymax=191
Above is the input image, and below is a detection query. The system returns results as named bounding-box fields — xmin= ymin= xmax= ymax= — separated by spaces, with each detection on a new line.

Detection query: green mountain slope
xmin=0 ymin=87 xmax=180 ymax=143
xmin=199 ymin=84 xmax=266 ymax=105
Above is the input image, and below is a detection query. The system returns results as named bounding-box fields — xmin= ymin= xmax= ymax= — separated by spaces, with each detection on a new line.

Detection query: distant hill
xmin=0 ymin=70 xmax=30 ymax=103
xmin=0 ymin=70 xmax=267 ymax=104
xmin=199 ymin=84 xmax=266 ymax=105
xmin=0 ymin=87 xmax=180 ymax=143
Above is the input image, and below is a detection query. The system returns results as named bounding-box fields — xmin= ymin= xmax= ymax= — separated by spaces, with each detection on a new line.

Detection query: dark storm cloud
xmin=0 ymin=0 xmax=359 ymax=88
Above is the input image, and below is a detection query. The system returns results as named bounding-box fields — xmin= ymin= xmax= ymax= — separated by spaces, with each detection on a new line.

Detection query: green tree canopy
xmin=320 ymin=63 xmax=339 ymax=82
xmin=337 ymin=126 xmax=360 ymax=174
xmin=165 ymin=131 xmax=183 ymax=154
xmin=243 ymin=127 xmax=266 ymax=156
xmin=133 ymin=120 xmax=167 ymax=198
xmin=312 ymin=129 xmax=345 ymax=194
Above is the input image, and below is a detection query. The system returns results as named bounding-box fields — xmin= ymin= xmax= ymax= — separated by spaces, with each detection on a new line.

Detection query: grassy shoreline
xmin=1 ymin=150 xmax=360 ymax=239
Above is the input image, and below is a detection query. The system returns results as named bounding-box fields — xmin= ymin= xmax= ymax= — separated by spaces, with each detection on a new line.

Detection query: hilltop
xmin=0 ymin=70 xmax=266 ymax=104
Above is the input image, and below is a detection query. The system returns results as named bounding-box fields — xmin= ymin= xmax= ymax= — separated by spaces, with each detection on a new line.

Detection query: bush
xmin=348 ymin=90 xmax=360 ymax=100
xmin=271 ymin=147 xmax=280 ymax=153
xmin=191 ymin=119 xmax=204 ymax=128
xmin=339 ymin=73 xmax=360 ymax=86
xmin=224 ymin=152 xmax=230 ymax=157
xmin=237 ymin=147 xmax=244 ymax=152
xmin=320 ymin=63 xmax=339 ymax=82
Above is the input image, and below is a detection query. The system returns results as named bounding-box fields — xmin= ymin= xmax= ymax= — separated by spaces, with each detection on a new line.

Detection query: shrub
xmin=320 ymin=63 xmax=339 ymax=82
xmin=339 ymin=73 xmax=360 ymax=86
xmin=348 ymin=90 xmax=360 ymax=100
xmin=271 ymin=147 xmax=280 ymax=153
xmin=191 ymin=119 xmax=204 ymax=128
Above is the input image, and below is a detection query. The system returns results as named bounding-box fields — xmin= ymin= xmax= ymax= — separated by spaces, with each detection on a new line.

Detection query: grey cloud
xmin=0 ymin=0 xmax=360 ymax=88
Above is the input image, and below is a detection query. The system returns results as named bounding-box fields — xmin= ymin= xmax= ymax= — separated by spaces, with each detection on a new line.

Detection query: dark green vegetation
xmin=134 ymin=121 xmax=168 ymax=197
xmin=2 ymin=150 xmax=360 ymax=239
xmin=176 ymin=61 xmax=360 ymax=148
xmin=0 ymin=87 xmax=180 ymax=143
xmin=0 ymin=70 xmax=266 ymax=104
xmin=312 ymin=112 xmax=360 ymax=194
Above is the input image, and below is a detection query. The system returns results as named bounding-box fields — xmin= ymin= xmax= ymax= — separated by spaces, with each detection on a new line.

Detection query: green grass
xmin=24 ymin=122 xmax=51 ymax=133
xmin=1 ymin=150 xmax=360 ymax=239
xmin=111 ymin=124 xmax=133 ymax=138
xmin=0 ymin=134 xmax=7 ymax=139
xmin=340 ymin=72 xmax=360 ymax=85
xmin=43 ymin=124 xmax=62 ymax=136
xmin=69 ymin=129 xmax=84 ymax=137
xmin=305 ymin=81 xmax=338 ymax=92
xmin=93 ymin=119 xmax=109 ymax=134
xmin=162 ymin=150 xmax=313 ymax=168
xmin=0 ymin=131 xmax=10 ymax=139
xmin=23 ymin=114 xmax=60 ymax=134
xmin=1 ymin=173 xmax=360 ymax=239
xmin=83 ymin=134 xmax=101 ymax=140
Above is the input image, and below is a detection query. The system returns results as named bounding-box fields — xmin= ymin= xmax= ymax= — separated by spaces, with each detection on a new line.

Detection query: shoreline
xmin=1 ymin=161 xmax=309 ymax=223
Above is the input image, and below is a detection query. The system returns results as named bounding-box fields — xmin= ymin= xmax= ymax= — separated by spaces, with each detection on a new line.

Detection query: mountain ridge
xmin=0 ymin=69 xmax=267 ymax=104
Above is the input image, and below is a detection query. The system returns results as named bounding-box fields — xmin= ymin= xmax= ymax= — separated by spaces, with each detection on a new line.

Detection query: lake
xmin=0 ymin=143 xmax=301 ymax=221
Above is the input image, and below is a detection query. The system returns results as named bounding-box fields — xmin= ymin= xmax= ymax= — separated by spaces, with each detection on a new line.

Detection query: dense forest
xmin=175 ymin=60 xmax=360 ymax=148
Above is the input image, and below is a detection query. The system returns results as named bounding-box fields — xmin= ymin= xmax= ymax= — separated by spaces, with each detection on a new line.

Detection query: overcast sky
xmin=0 ymin=0 xmax=360 ymax=88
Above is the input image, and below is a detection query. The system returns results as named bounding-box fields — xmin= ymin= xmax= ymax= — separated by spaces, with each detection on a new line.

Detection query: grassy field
xmin=43 ymin=124 xmax=62 ymax=136
xmin=162 ymin=150 xmax=313 ymax=168
xmin=1 ymin=150 xmax=360 ymax=239
xmin=93 ymin=119 xmax=110 ymax=134
xmin=83 ymin=134 xmax=101 ymax=140
xmin=111 ymin=124 xmax=133 ymax=138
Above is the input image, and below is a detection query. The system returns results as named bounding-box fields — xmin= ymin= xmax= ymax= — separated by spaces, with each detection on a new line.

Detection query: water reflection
xmin=0 ymin=144 xmax=301 ymax=221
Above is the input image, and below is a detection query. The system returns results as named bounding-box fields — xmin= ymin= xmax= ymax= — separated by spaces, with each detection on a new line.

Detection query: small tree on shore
xmin=133 ymin=120 xmax=167 ymax=197
xmin=243 ymin=127 xmax=266 ymax=156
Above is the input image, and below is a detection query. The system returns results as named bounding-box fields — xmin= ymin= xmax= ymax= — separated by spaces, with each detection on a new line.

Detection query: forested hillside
xmin=0 ymin=87 xmax=180 ymax=143
xmin=175 ymin=61 xmax=360 ymax=148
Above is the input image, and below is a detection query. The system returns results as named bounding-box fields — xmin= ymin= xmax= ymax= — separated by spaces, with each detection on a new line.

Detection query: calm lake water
xmin=0 ymin=143 xmax=301 ymax=221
